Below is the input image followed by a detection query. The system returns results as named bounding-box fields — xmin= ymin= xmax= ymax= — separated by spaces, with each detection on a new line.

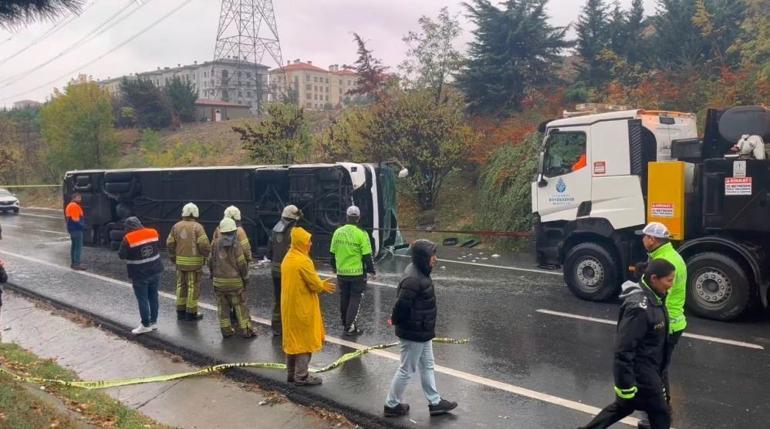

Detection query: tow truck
xmin=532 ymin=106 xmax=770 ymax=321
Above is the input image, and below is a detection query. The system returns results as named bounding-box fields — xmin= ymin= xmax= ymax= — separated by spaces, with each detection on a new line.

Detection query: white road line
xmin=317 ymin=271 xmax=396 ymax=289
xmin=19 ymin=212 xmax=63 ymax=220
xmin=1 ymin=224 xmax=68 ymax=236
xmin=395 ymin=254 xmax=563 ymax=276
xmin=536 ymin=309 xmax=765 ymax=350
xmin=0 ymin=248 xmax=637 ymax=427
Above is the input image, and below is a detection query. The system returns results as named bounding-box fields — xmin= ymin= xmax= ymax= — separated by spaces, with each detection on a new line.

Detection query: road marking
xmin=0 ymin=224 xmax=68 ymax=236
xmin=536 ymin=309 xmax=765 ymax=350
xmin=317 ymin=271 xmax=396 ymax=289
xmin=395 ymin=254 xmax=563 ymax=276
xmin=19 ymin=212 xmax=63 ymax=220
xmin=0 ymin=249 xmax=637 ymax=427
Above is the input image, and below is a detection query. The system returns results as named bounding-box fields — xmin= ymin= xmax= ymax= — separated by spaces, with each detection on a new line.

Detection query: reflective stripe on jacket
xmin=119 ymin=227 xmax=163 ymax=281
xmin=167 ymin=219 xmax=211 ymax=271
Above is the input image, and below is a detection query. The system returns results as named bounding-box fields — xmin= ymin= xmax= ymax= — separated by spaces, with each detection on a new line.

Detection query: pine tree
xmin=623 ymin=0 xmax=647 ymax=65
xmin=653 ymin=0 xmax=706 ymax=68
xmin=349 ymin=33 xmax=388 ymax=101
xmin=456 ymin=0 xmax=570 ymax=116
xmin=576 ymin=0 xmax=611 ymax=86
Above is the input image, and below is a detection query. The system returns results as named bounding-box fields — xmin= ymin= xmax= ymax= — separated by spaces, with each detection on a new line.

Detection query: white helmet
xmin=182 ymin=202 xmax=199 ymax=218
xmin=224 ymin=205 xmax=241 ymax=221
xmin=219 ymin=217 xmax=237 ymax=233
xmin=281 ymin=204 xmax=301 ymax=220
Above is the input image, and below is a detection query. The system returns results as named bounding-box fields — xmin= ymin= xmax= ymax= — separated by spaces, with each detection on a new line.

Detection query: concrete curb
xmin=4 ymin=282 xmax=412 ymax=429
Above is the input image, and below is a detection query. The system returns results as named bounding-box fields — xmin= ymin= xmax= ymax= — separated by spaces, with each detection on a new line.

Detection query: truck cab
xmin=532 ymin=106 xmax=770 ymax=321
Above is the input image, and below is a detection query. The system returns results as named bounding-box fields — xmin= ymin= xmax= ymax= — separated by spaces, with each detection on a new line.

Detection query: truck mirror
xmin=537 ymin=173 xmax=548 ymax=188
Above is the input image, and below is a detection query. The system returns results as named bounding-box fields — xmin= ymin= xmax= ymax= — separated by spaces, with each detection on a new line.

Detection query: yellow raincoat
xmin=281 ymin=227 xmax=334 ymax=355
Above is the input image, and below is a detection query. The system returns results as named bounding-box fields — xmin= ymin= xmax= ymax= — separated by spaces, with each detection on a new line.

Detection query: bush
xmin=475 ymin=132 xmax=541 ymax=233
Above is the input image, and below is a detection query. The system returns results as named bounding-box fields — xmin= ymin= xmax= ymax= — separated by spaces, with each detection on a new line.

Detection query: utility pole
xmin=212 ymin=0 xmax=284 ymax=114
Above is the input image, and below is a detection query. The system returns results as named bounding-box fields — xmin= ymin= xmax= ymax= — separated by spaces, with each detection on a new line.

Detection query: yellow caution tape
xmin=0 ymin=338 xmax=468 ymax=390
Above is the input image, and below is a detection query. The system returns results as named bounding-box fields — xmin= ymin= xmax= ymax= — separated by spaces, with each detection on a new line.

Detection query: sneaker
xmin=71 ymin=265 xmax=87 ymax=271
xmin=176 ymin=311 xmax=186 ymax=321
xmin=429 ymin=399 xmax=458 ymax=416
xmin=294 ymin=375 xmax=322 ymax=386
xmin=221 ymin=328 xmax=235 ymax=338
xmin=185 ymin=313 xmax=204 ymax=321
xmin=149 ymin=323 xmax=158 ymax=331
xmin=131 ymin=325 xmax=153 ymax=335
xmin=384 ymin=403 xmax=410 ymax=417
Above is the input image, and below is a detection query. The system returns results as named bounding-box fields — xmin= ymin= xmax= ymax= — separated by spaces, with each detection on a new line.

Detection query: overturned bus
xmin=62 ymin=163 xmax=403 ymax=260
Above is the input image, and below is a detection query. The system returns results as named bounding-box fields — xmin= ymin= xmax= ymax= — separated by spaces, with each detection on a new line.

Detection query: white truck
xmin=532 ymin=106 xmax=770 ymax=321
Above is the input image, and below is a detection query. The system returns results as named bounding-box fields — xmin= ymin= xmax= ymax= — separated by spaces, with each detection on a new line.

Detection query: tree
xmin=456 ymin=0 xmax=570 ymax=116
xmin=232 ymin=103 xmax=311 ymax=164
xmin=399 ymin=7 xmax=463 ymax=102
xmin=348 ymin=33 xmax=389 ymax=100
xmin=576 ymin=0 xmax=611 ymax=86
xmin=0 ymin=117 xmax=23 ymax=184
xmin=0 ymin=0 xmax=81 ymax=27
xmin=622 ymin=0 xmax=648 ymax=65
xmin=120 ymin=78 xmax=172 ymax=129
xmin=40 ymin=80 xmax=116 ymax=176
xmin=357 ymin=89 xmax=475 ymax=210
xmin=164 ymin=76 xmax=198 ymax=128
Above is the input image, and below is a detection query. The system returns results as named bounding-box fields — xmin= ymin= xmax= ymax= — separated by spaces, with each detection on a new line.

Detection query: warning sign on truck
xmin=651 ymin=203 xmax=674 ymax=218
xmin=725 ymin=177 xmax=752 ymax=196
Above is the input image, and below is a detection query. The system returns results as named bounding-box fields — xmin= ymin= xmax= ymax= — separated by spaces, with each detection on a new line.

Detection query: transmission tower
xmin=212 ymin=0 xmax=284 ymax=113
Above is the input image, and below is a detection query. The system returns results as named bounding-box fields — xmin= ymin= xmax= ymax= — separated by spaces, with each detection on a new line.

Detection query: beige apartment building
xmin=268 ymin=60 xmax=358 ymax=110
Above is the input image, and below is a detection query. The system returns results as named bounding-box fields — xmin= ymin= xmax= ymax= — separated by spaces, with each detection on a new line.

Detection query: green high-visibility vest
xmin=330 ymin=224 xmax=372 ymax=276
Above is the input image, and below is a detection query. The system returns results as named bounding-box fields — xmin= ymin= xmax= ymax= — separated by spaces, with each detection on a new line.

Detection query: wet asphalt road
xmin=1 ymin=209 xmax=769 ymax=429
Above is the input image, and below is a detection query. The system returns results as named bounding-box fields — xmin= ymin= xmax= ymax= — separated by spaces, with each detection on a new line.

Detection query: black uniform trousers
xmin=338 ymin=276 xmax=366 ymax=330
xmin=271 ymin=273 xmax=282 ymax=335
xmin=662 ymin=330 xmax=683 ymax=403
xmin=581 ymin=384 xmax=671 ymax=429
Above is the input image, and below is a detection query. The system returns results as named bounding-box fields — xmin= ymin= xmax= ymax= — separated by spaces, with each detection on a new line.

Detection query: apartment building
xmin=268 ymin=60 xmax=359 ymax=110
xmin=99 ymin=58 xmax=269 ymax=113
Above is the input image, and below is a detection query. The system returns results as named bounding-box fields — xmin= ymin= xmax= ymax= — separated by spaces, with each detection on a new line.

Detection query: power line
xmin=0 ymin=0 xmax=100 ymax=68
xmin=1 ymin=0 xmax=195 ymax=103
xmin=0 ymin=0 xmax=150 ymax=87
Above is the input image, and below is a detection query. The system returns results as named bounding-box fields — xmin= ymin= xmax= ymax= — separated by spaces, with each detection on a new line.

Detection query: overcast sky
xmin=0 ymin=0 xmax=657 ymax=108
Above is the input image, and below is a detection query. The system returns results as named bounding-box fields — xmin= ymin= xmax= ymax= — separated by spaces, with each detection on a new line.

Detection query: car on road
xmin=0 ymin=188 xmax=20 ymax=214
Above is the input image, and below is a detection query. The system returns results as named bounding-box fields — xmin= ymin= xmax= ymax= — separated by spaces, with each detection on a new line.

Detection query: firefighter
xmin=209 ymin=217 xmax=256 ymax=338
xmin=212 ymin=205 xmax=252 ymax=263
xmin=330 ymin=205 xmax=376 ymax=336
xmin=579 ymin=259 xmax=676 ymax=429
xmin=167 ymin=202 xmax=210 ymax=321
xmin=266 ymin=204 xmax=302 ymax=336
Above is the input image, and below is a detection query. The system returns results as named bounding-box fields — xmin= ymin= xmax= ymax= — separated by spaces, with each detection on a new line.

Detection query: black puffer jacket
xmin=391 ymin=240 xmax=437 ymax=342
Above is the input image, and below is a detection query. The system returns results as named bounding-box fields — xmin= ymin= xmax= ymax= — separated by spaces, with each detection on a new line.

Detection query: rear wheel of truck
xmin=687 ymin=252 xmax=750 ymax=321
xmin=564 ymin=243 xmax=619 ymax=301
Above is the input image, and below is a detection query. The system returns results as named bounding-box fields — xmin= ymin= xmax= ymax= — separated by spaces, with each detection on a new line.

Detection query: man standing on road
xmin=118 ymin=217 xmax=163 ymax=335
xmin=167 ymin=203 xmax=210 ymax=322
xmin=266 ymin=204 xmax=302 ymax=336
xmin=281 ymin=226 xmax=336 ymax=385
xmin=637 ymin=222 xmax=687 ymax=403
xmin=330 ymin=205 xmax=375 ymax=336
xmin=384 ymin=239 xmax=457 ymax=418
xmin=64 ymin=193 xmax=86 ymax=270
xmin=209 ymin=217 xmax=256 ymax=339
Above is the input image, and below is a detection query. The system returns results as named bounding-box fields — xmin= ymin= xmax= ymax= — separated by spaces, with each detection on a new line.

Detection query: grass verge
xmin=0 ymin=342 xmax=168 ymax=429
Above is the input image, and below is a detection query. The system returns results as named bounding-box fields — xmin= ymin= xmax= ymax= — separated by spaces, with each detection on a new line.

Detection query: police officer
xmin=637 ymin=222 xmax=687 ymax=403
xmin=579 ymin=259 xmax=676 ymax=429
xmin=266 ymin=204 xmax=302 ymax=336
xmin=167 ymin=203 xmax=211 ymax=321
xmin=330 ymin=205 xmax=375 ymax=336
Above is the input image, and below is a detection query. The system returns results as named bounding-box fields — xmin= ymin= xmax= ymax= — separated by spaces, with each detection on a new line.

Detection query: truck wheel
xmin=564 ymin=243 xmax=619 ymax=301
xmin=687 ymin=252 xmax=750 ymax=321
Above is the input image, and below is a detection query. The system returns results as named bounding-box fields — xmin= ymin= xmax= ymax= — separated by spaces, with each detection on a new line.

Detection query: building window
xmin=325 ymin=78 xmax=329 ymax=83
xmin=305 ymin=75 xmax=310 ymax=81
xmin=247 ymin=91 xmax=251 ymax=97
xmin=204 ymin=72 xmax=207 ymax=78
xmin=313 ymin=76 xmax=317 ymax=82
xmin=339 ymin=79 xmax=342 ymax=85
xmin=306 ymin=84 xmax=312 ymax=91
xmin=325 ymin=95 xmax=329 ymax=101
xmin=325 ymin=87 xmax=329 ymax=93
xmin=306 ymin=92 xmax=311 ymax=99
xmin=246 ymin=72 xmax=251 ymax=78
xmin=306 ymin=102 xmax=312 ymax=108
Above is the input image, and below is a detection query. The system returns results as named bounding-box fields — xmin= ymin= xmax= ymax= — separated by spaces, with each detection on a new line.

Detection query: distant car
xmin=0 ymin=188 xmax=20 ymax=214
